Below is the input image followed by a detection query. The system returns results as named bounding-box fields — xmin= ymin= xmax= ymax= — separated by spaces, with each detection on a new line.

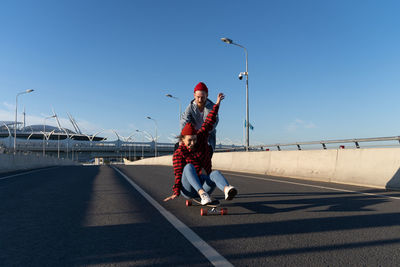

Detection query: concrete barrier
xmin=333 ymin=148 xmax=400 ymax=188
xmin=124 ymin=148 xmax=400 ymax=189
xmin=0 ymin=154 xmax=78 ymax=174
xmin=124 ymin=156 xmax=172 ymax=166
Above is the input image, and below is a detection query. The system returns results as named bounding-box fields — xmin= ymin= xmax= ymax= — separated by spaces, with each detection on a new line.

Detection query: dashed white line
xmin=112 ymin=166 xmax=233 ymax=267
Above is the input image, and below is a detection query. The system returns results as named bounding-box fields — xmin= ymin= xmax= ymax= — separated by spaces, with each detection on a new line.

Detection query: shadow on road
xmin=232 ymin=191 xmax=392 ymax=213
xmin=0 ymin=165 xmax=210 ymax=267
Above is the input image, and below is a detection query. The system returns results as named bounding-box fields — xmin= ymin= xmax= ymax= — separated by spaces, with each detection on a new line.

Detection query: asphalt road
xmin=1 ymin=165 xmax=400 ymax=266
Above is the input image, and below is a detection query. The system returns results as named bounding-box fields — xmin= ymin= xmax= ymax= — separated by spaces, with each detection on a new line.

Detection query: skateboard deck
xmin=185 ymin=198 xmax=228 ymax=216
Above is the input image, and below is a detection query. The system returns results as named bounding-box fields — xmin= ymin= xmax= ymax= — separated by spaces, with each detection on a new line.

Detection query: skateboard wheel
xmin=221 ymin=208 xmax=228 ymax=215
xmin=201 ymin=208 xmax=208 ymax=216
xmin=186 ymin=200 xmax=192 ymax=207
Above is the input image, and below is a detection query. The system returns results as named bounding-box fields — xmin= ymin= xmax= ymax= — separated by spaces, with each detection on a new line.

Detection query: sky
xmin=1 ymin=0 xmax=400 ymax=145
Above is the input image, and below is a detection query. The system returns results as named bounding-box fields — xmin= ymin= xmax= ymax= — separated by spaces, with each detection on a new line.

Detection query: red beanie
xmin=181 ymin=123 xmax=197 ymax=136
xmin=194 ymin=82 xmax=208 ymax=93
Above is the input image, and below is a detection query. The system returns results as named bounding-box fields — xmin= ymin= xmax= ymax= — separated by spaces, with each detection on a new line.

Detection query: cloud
xmin=2 ymin=102 xmax=15 ymax=111
xmin=286 ymin=119 xmax=316 ymax=132
xmin=0 ymin=108 xmax=14 ymax=122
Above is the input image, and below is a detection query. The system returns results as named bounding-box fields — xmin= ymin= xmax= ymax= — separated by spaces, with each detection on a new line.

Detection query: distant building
xmin=0 ymin=121 xmax=106 ymax=141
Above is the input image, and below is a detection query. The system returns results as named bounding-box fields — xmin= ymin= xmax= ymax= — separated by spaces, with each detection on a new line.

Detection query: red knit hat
xmin=181 ymin=123 xmax=197 ymax=136
xmin=194 ymin=82 xmax=208 ymax=93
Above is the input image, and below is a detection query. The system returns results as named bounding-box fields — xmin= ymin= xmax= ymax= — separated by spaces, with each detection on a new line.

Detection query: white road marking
xmin=0 ymin=167 xmax=57 ymax=180
xmin=112 ymin=167 xmax=233 ymax=267
xmin=225 ymin=172 xmax=400 ymax=200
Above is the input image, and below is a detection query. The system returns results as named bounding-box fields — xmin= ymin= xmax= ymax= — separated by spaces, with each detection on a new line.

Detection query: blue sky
xmin=1 ymin=0 xmax=400 ymax=145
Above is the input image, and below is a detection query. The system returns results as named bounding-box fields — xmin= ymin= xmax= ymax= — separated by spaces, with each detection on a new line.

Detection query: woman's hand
xmin=164 ymin=194 xmax=178 ymax=202
xmin=216 ymin=93 xmax=225 ymax=106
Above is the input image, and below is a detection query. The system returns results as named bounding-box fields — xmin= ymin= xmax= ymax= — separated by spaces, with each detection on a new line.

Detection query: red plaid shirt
xmin=172 ymin=104 xmax=219 ymax=196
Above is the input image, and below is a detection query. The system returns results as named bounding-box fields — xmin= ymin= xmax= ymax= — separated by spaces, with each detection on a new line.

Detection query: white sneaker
xmin=224 ymin=185 xmax=237 ymax=201
xmin=200 ymin=192 xmax=212 ymax=205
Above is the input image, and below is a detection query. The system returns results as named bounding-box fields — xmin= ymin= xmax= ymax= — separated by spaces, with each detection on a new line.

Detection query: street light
xmin=120 ymin=132 xmax=137 ymax=161
xmin=60 ymin=127 xmax=70 ymax=159
xmin=127 ymin=135 xmax=136 ymax=161
xmin=221 ymin=37 xmax=250 ymax=151
xmin=43 ymin=115 xmax=56 ymax=156
xmin=146 ymin=116 xmax=158 ymax=157
xmin=166 ymin=94 xmax=182 ymax=130
xmin=14 ymin=89 xmax=34 ymax=154
xmin=136 ymin=129 xmax=145 ymax=159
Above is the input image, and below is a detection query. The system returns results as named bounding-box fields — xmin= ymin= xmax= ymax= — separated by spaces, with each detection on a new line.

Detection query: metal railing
xmin=252 ymin=136 xmax=400 ymax=151
xmin=4 ymin=134 xmax=400 ymax=155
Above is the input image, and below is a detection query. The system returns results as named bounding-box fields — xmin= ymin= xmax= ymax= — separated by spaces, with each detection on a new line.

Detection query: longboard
xmin=185 ymin=198 xmax=228 ymax=216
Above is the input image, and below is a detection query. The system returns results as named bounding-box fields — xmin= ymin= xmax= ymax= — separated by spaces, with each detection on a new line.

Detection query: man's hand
xmin=164 ymin=194 xmax=178 ymax=202
xmin=216 ymin=93 xmax=225 ymax=105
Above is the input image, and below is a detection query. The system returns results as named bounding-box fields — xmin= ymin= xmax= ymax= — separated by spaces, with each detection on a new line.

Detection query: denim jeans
xmin=180 ymin=163 xmax=229 ymax=199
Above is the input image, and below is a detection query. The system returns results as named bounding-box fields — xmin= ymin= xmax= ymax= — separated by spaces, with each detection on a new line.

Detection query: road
xmin=1 ymin=165 xmax=400 ymax=266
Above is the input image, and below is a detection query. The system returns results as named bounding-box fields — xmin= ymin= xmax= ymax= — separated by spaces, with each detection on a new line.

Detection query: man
xmin=179 ymin=82 xmax=219 ymax=156
xmin=164 ymin=92 xmax=237 ymax=205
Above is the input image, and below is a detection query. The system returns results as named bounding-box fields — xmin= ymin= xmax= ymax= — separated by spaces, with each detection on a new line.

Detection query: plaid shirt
xmin=172 ymin=104 xmax=220 ymax=196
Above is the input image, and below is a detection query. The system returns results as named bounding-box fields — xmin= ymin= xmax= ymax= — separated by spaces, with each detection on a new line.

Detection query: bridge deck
xmin=1 ymin=165 xmax=399 ymax=266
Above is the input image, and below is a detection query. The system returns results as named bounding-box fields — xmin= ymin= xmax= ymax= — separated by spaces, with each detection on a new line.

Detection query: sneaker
xmin=200 ymin=192 xmax=212 ymax=205
xmin=224 ymin=185 xmax=237 ymax=201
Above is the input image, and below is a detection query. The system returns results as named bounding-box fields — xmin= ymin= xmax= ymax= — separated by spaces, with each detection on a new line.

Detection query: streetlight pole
xmin=146 ymin=117 xmax=158 ymax=157
xmin=58 ymin=133 xmax=60 ymax=159
xmin=126 ymin=133 xmax=137 ymax=161
xmin=166 ymin=94 xmax=182 ymax=131
xmin=14 ymin=89 xmax=34 ymax=154
xmin=136 ymin=130 xmax=145 ymax=158
xmin=60 ymin=128 xmax=70 ymax=159
xmin=221 ymin=37 xmax=250 ymax=151
xmin=121 ymin=133 xmax=136 ymax=161
xmin=43 ymin=115 xmax=56 ymax=156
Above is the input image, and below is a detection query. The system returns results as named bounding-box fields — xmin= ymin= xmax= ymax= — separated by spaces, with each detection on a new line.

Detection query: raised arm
xmin=198 ymin=93 xmax=224 ymax=135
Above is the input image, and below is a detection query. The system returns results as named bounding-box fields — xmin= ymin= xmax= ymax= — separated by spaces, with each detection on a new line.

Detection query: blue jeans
xmin=180 ymin=164 xmax=229 ymax=199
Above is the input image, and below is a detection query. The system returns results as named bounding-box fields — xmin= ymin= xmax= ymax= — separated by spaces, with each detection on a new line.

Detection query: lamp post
xmin=136 ymin=130 xmax=145 ymax=159
xmin=14 ymin=89 xmax=34 ymax=154
xmin=120 ymin=133 xmax=136 ymax=161
xmin=43 ymin=115 xmax=56 ymax=156
xmin=57 ymin=132 xmax=60 ymax=159
xmin=146 ymin=117 xmax=158 ymax=157
xmin=165 ymin=94 xmax=182 ymax=131
xmin=221 ymin=37 xmax=250 ymax=151
xmin=60 ymin=128 xmax=70 ymax=159
xmin=126 ymin=133 xmax=137 ymax=161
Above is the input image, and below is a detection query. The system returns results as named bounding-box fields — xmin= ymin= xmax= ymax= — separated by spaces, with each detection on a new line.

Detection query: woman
xmin=164 ymin=93 xmax=237 ymax=205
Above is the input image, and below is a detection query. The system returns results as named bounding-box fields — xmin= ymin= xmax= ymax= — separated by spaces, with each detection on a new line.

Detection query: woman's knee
xmin=210 ymin=170 xmax=222 ymax=176
xmin=210 ymin=170 xmax=224 ymax=180
xmin=183 ymin=163 xmax=196 ymax=172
